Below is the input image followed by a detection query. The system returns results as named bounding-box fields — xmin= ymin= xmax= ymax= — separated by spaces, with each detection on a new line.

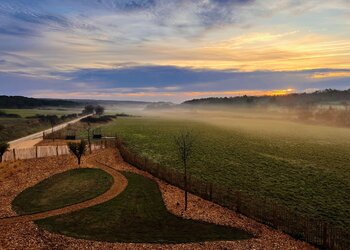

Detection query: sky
xmin=0 ymin=0 xmax=349 ymax=102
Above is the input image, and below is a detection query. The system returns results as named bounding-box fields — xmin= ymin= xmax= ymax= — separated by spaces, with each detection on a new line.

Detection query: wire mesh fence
xmin=115 ymin=139 xmax=350 ymax=250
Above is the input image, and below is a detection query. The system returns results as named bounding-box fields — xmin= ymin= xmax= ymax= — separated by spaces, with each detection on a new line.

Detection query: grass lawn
xmin=0 ymin=108 xmax=81 ymax=118
xmin=100 ymin=117 xmax=350 ymax=229
xmin=12 ymin=168 xmax=114 ymax=215
xmin=35 ymin=172 xmax=252 ymax=243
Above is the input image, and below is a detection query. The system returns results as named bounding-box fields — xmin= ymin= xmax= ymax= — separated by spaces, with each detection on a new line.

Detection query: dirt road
xmin=9 ymin=114 xmax=91 ymax=149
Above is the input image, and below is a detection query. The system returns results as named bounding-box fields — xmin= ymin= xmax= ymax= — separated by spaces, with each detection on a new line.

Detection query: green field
xmin=0 ymin=118 xmax=51 ymax=142
xmin=0 ymin=108 xmax=81 ymax=118
xmin=0 ymin=108 xmax=82 ymax=142
xmin=35 ymin=171 xmax=252 ymax=243
xmin=12 ymin=168 xmax=113 ymax=215
xmin=100 ymin=116 xmax=350 ymax=229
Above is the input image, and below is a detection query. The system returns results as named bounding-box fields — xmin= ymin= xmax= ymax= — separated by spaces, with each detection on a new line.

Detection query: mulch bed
xmin=0 ymin=149 xmax=315 ymax=249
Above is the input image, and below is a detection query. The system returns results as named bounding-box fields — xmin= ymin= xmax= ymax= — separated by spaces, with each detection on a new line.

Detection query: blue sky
xmin=0 ymin=0 xmax=349 ymax=102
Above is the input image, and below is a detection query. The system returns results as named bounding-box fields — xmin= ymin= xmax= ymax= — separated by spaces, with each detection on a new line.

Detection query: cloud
xmin=95 ymin=0 xmax=156 ymax=11
xmin=57 ymin=65 xmax=237 ymax=88
xmin=0 ymin=0 xmax=349 ymax=102
xmin=1 ymin=65 xmax=348 ymax=102
xmin=0 ymin=25 xmax=36 ymax=36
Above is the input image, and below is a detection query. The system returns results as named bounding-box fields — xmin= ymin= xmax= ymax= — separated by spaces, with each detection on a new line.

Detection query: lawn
xmin=34 ymin=172 xmax=252 ymax=243
xmin=12 ymin=168 xmax=114 ymax=215
xmin=100 ymin=116 xmax=350 ymax=229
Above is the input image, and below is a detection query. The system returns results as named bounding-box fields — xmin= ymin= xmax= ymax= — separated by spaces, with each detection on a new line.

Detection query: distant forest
xmin=183 ymin=89 xmax=350 ymax=107
xmin=0 ymin=96 xmax=78 ymax=108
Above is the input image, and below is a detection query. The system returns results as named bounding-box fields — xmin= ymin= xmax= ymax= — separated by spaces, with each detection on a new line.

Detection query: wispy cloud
xmin=2 ymin=66 xmax=350 ymax=102
xmin=0 ymin=1 xmax=349 ymax=101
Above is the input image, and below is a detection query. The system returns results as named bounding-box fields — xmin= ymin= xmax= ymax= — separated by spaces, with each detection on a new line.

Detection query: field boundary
xmin=115 ymin=139 xmax=350 ymax=250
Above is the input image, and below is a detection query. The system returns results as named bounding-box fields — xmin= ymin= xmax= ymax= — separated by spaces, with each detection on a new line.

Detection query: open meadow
xmin=0 ymin=108 xmax=82 ymax=118
xmin=100 ymin=111 xmax=350 ymax=230
xmin=0 ymin=108 xmax=82 ymax=142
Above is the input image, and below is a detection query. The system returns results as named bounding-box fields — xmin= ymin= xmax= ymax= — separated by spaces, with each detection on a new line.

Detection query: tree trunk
xmin=52 ymin=126 xmax=54 ymax=142
xmin=88 ymin=130 xmax=91 ymax=154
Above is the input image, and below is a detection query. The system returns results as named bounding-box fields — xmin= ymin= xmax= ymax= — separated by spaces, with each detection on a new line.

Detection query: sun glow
xmin=310 ymin=72 xmax=350 ymax=79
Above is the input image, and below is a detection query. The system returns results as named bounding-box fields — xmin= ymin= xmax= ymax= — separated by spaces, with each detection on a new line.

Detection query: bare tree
xmin=68 ymin=140 xmax=87 ymax=166
xmin=83 ymin=105 xmax=95 ymax=115
xmin=48 ymin=115 xmax=59 ymax=142
xmin=0 ymin=142 xmax=10 ymax=163
xmin=95 ymin=105 xmax=105 ymax=117
xmin=174 ymin=130 xmax=195 ymax=210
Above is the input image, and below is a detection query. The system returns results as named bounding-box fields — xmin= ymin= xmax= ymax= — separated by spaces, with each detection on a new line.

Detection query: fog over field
xmin=130 ymin=105 xmax=350 ymax=145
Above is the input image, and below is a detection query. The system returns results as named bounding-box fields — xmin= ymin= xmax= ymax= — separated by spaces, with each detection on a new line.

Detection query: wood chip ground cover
xmin=0 ymin=149 xmax=315 ymax=249
xmin=35 ymin=172 xmax=253 ymax=243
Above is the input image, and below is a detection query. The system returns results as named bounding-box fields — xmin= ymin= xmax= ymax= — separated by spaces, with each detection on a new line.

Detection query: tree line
xmin=0 ymin=96 xmax=77 ymax=108
xmin=183 ymin=89 xmax=350 ymax=107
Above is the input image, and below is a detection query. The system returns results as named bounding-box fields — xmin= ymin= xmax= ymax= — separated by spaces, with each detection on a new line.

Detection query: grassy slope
xmin=12 ymin=168 xmax=113 ymax=215
xmin=36 ymin=172 xmax=252 ymax=243
xmin=101 ymin=117 xmax=350 ymax=229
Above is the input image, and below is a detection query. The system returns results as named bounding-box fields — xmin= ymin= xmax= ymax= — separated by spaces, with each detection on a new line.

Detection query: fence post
xmin=236 ymin=191 xmax=241 ymax=213
xmin=56 ymin=145 xmax=59 ymax=156
xmin=36 ymin=146 xmax=38 ymax=158
xmin=323 ymin=222 xmax=328 ymax=249
xmin=13 ymin=148 xmax=16 ymax=161
xmin=209 ymin=183 xmax=213 ymax=200
xmin=272 ymin=205 xmax=277 ymax=229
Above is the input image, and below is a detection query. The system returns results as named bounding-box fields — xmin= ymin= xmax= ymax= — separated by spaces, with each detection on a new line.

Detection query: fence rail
xmin=1 ymin=141 xmax=111 ymax=162
xmin=115 ymin=139 xmax=350 ymax=250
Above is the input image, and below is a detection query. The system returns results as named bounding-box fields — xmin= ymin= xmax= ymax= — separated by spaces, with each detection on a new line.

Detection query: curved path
xmin=0 ymin=162 xmax=128 ymax=225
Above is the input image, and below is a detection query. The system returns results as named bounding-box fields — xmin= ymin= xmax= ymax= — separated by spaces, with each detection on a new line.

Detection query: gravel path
xmin=0 ymin=149 xmax=316 ymax=249
xmin=0 ymin=163 xmax=127 ymax=225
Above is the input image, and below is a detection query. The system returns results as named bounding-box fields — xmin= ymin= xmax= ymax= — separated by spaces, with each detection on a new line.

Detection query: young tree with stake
xmin=174 ymin=129 xmax=195 ymax=211
xmin=68 ymin=140 xmax=87 ymax=166
xmin=85 ymin=122 xmax=92 ymax=153
xmin=0 ymin=142 xmax=10 ymax=163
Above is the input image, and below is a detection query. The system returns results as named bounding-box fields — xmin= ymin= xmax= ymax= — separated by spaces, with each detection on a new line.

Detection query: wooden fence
xmin=115 ymin=139 xmax=350 ymax=250
xmin=1 ymin=141 xmax=109 ymax=162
